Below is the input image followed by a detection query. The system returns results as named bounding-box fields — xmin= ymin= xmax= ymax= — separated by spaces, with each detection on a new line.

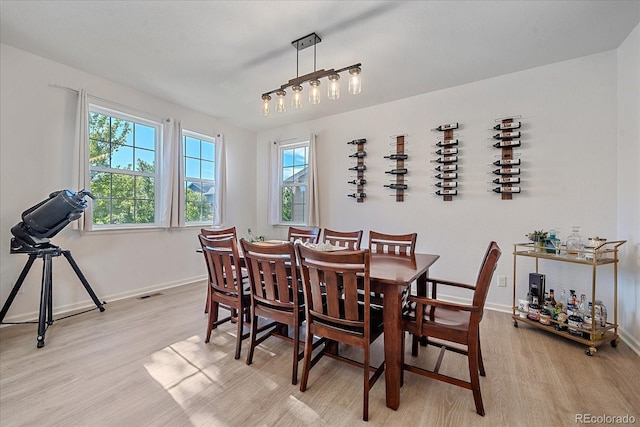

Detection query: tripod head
xmin=10 ymin=189 xmax=94 ymax=253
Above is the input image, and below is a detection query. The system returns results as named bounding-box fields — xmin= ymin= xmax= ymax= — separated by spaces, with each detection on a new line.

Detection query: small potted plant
xmin=248 ymin=228 xmax=265 ymax=243
xmin=526 ymin=230 xmax=549 ymax=252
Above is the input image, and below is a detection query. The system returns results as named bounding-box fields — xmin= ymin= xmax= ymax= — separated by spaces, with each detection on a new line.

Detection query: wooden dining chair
xmin=200 ymin=227 xmax=243 ymax=314
xmin=198 ymin=235 xmax=256 ymax=359
xmin=287 ymin=227 xmax=321 ymax=244
xmin=401 ymin=241 xmax=501 ymax=416
xmin=240 ymin=239 xmax=306 ymax=385
xmin=296 ymin=245 xmax=385 ymax=422
xmin=322 ymin=228 xmax=363 ymax=250
xmin=368 ymin=231 xmax=417 ymax=255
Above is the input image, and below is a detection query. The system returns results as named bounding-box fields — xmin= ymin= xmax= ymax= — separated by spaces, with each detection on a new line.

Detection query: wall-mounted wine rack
xmin=347 ymin=138 xmax=367 ymax=202
xmin=431 ymin=122 xmax=460 ymax=201
xmin=384 ymin=135 xmax=408 ymax=202
xmin=489 ymin=115 xmax=522 ymax=200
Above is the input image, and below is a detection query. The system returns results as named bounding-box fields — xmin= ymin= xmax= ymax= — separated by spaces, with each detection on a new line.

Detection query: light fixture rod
xmin=261 ymin=63 xmax=361 ymax=97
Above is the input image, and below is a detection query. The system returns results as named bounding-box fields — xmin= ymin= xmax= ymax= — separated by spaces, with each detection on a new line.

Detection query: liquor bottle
xmin=348 ymin=193 xmax=366 ymax=199
xmin=489 ymin=176 xmax=520 ymax=184
xmin=493 ymin=121 xmax=521 ymax=130
xmin=491 ymin=158 xmax=521 ymax=166
xmin=348 ymin=165 xmax=367 ymax=171
xmin=347 ymin=138 xmax=367 ymax=145
xmin=434 ymin=164 xmax=457 ymax=172
xmin=383 ymin=153 xmax=408 ymax=160
xmin=492 ymin=186 xmax=521 ymax=193
xmin=435 ymin=189 xmax=457 ymax=196
xmin=434 ymin=172 xmax=457 ymax=180
xmin=347 ymin=179 xmax=366 ymax=185
xmin=492 ymin=139 xmax=521 ymax=148
xmin=431 ymin=122 xmax=459 ymax=131
xmin=491 ymin=168 xmax=520 ymax=175
xmin=435 ymin=139 xmax=459 ymax=147
xmin=492 ymin=131 xmax=521 ymax=140
xmin=549 ymin=289 xmax=557 ymax=307
xmin=430 ymin=156 xmax=458 ymax=163
xmin=385 ymin=168 xmax=408 ymax=175
xmin=432 ymin=147 xmax=458 ymax=156
xmin=384 ymin=183 xmax=408 ymax=190
xmin=348 ymin=151 xmax=367 ymax=158
xmin=435 ymin=181 xmax=457 ymax=188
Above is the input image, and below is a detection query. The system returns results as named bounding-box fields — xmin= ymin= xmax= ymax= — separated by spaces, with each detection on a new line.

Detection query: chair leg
xmin=401 ymin=331 xmax=405 ymax=387
xmin=204 ymin=286 xmax=210 ymax=314
xmin=299 ymin=327 xmax=314 ymax=392
xmin=363 ymin=345 xmax=370 ymax=421
xmin=246 ymin=311 xmax=258 ymax=365
xmin=292 ymin=323 xmax=300 ymax=385
xmin=467 ymin=340 xmax=485 ymax=416
xmin=205 ymin=300 xmax=218 ymax=343
xmin=411 ymin=333 xmax=419 ymax=356
xmin=477 ymin=331 xmax=486 ymax=377
xmin=234 ymin=306 xmax=244 ymax=360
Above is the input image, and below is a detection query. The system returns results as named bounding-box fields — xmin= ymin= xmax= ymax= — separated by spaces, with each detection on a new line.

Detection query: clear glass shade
xmin=262 ymin=95 xmax=271 ymax=116
xmin=291 ymin=85 xmax=303 ymax=109
xmin=327 ymin=74 xmax=340 ymax=100
xmin=348 ymin=67 xmax=362 ymax=95
xmin=276 ymin=90 xmax=286 ymax=113
xmin=309 ymin=80 xmax=321 ymax=105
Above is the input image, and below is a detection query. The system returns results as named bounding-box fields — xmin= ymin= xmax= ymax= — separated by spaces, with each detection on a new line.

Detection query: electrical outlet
xmin=498 ymin=276 xmax=507 ymax=287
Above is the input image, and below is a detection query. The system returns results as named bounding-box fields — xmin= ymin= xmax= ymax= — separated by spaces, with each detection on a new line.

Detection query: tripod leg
xmin=37 ymin=254 xmax=53 ymax=348
xmin=62 ymin=250 xmax=105 ymax=311
xmin=0 ymin=254 xmax=37 ymax=323
xmin=47 ymin=254 xmax=54 ymax=326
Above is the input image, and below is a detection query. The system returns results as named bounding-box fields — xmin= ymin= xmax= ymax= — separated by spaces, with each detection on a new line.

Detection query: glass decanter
xmin=565 ymin=226 xmax=585 ymax=257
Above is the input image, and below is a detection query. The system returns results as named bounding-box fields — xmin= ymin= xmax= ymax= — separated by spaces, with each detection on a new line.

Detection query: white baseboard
xmin=0 ymin=275 xmax=207 ymax=325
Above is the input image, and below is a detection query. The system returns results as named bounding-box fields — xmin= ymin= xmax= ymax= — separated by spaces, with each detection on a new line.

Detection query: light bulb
xmin=348 ymin=67 xmax=361 ymax=95
xmin=261 ymin=94 xmax=271 ymax=116
xmin=309 ymin=80 xmax=320 ymax=105
xmin=276 ymin=90 xmax=286 ymax=113
xmin=327 ymin=73 xmax=340 ymax=100
xmin=291 ymin=85 xmax=303 ymax=109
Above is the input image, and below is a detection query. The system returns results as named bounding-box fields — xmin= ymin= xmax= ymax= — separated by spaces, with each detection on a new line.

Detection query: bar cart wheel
xmin=586 ymin=347 xmax=597 ymax=356
xmin=611 ymin=339 xmax=619 ymax=347
xmin=513 ymin=320 xmax=518 ymax=328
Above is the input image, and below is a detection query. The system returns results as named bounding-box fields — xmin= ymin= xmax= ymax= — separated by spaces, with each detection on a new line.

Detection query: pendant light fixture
xmin=261 ymin=32 xmax=361 ymax=116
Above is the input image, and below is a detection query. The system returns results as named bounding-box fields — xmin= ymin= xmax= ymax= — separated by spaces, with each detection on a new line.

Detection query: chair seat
xmin=314 ymin=300 xmax=383 ymax=340
xmin=402 ymin=301 xmax=471 ymax=331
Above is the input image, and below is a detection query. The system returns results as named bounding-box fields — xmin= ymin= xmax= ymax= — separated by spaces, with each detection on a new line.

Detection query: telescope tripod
xmin=0 ymin=245 xmax=105 ymax=348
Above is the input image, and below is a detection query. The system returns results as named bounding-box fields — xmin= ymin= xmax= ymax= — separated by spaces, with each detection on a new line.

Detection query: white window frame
xmin=87 ymin=104 xmax=162 ymax=229
xmin=277 ymin=140 xmax=309 ymax=226
xmin=183 ymin=130 xmax=217 ymax=226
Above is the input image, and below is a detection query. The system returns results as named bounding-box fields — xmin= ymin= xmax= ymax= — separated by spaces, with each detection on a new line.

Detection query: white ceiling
xmin=1 ymin=1 xmax=638 ymax=133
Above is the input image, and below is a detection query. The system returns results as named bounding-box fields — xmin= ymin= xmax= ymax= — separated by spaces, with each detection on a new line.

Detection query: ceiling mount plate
xmin=292 ymin=32 xmax=321 ymax=51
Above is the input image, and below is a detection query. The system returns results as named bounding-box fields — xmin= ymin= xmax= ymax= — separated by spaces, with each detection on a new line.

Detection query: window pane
xmin=135 ymin=199 xmax=154 ymax=223
xmin=134 ymin=148 xmax=155 ymax=172
xmin=293 ymin=147 xmax=308 ymax=167
xmin=201 ymin=160 xmax=214 ymax=181
xmin=282 ymin=149 xmax=293 ymax=167
xmin=92 ymin=198 xmax=110 ymax=225
xmin=185 ymin=136 xmax=200 ymax=158
xmin=134 ymin=123 xmax=155 ymax=150
xmin=90 ymin=171 xmax=111 ymax=199
xmin=282 ymin=166 xmax=294 ymax=181
xmin=185 ymin=157 xmax=200 ymax=179
xmin=112 ymin=173 xmax=134 ymax=199
xmin=113 ymin=119 xmax=133 ymax=147
xmin=111 ymin=145 xmax=134 ymax=170
xmin=281 ymin=187 xmax=293 ymax=222
xmin=201 ymin=141 xmax=214 ymax=161
xmin=135 ymin=176 xmax=154 ymax=200
xmin=291 ymin=185 xmax=307 ymax=223
xmin=111 ymin=198 xmax=134 ymax=224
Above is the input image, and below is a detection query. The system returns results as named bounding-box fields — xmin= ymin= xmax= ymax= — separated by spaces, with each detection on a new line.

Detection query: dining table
xmin=369 ymin=252 xmax=440 ymax=410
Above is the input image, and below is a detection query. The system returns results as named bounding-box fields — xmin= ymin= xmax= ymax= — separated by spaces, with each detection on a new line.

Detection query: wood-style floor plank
xmin=1 ymin=282 xmax=638 ymax=426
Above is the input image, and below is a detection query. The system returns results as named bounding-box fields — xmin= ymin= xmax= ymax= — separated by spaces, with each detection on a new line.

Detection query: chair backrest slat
xmin=201 ymin=227 xmax=237 ymax=241
xmin=369 ymin=231 xmax=417 ymax=255
xmin=288 ymin=227 xmax=321 ymax=244
xmin=199 ymin=235 xmax=243 ymax=294
xmin=322 ymin=228 xmax=363 ymax=250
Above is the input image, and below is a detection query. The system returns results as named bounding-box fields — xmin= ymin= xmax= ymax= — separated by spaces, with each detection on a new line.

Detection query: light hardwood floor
xmin=1 ymin=282 xmax=638 ymax=427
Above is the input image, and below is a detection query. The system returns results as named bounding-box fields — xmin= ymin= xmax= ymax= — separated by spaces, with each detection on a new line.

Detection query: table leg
xmin=383 ymin=284 xmax=404 ymax=410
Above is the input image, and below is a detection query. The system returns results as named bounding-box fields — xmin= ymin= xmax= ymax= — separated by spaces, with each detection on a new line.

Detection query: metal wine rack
xmin=347 ymin=138 xmax=367 ymax=202
xmin=431 ymin=122 xmax=460 ymax=201
xmin=385 ymin=135 xmax=408 ymax=202
xmin=490 ymin=115 xmax=522 ymax=200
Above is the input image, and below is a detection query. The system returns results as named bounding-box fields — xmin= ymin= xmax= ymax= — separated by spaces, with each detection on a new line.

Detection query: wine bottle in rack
xmin=385 ymin=168 xmax=408 ymax=175
xmin=432 ymin=147 xmax=458 ymax=156
xmin=347 ymin=138 xmax=367 ymax=145
xmin=491 ymin=158 xmax=521 ymax=166
xmin=348 ymin=151 xmax=367 ymax=158
xmin=435 ymin=189 xmax=457 ymax=196
xmin=434 ymin=164 xmax=458 ymax=172
xmin=492 ymin=139 xmax=521 ymax=148
xmin=348 ymin=193 xmax=366 ymax=199
xmin=384 ymin=183 xmax=408 ymax=190
xmin=489 ymin=176 xmax=521 ymax=184
xmin=491 ymin=167 xmax=520 ymax=175
xmin=434 ymin=172 xmax=458 ymax=180
xmin=430 ymin=156 xmax=458 ymax=163
xmin=431 ymin=123 xmax=459 ymax=131
xmin=435 ymin=181 xmax=457 ymax=188
xmin=383 ymin=153 xmax=408 ymax=160
xmin=435 ymin=139 xmax=459 ymax=147
xmin=348 ymin=179 xmax=367 ymax=185
xmin=491 ymin=131 xmax=521 ymax=140
xmin=491 ymin=186 xmax=521 ymax=194
xmin=492 ymin=121 xmax=521 ymax=130
xmin=348 ymin=165 xmax=367 ymax=171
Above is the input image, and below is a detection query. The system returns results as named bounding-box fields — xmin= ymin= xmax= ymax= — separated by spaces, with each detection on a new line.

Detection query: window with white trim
xmin=279 ymin=141 xmax=309 ymax=224
xmin=88 ymin=106 xmax=160 ymax=226
xmin=183 ymin=131 xmax=216 ymax=225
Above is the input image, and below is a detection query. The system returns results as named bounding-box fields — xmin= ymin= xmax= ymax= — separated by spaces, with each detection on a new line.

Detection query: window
xmin=88 ymin=106 xmax=160 ymax=226
xmin=183 ymin=131 xmax=216 ymax=224
xmin=279 ymin=141 xmax=309 ymax=224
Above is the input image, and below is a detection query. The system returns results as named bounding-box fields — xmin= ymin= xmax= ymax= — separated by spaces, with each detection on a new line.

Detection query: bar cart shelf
xmin=511 ymin=240 xmax=625 ymax=356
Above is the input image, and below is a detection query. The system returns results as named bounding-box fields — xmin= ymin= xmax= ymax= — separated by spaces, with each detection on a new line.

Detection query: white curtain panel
xmin=307 ymin=133 xmax=320 ymax=226
xmin=214 ymin=133 xmax=225 ymax=226
xmin=267 ymin=140 xmax=280 ymax=225
xmin=72 ymin=89 xmax=91 ymax=231
xmin=161 ymin=118 xmax=184 ymax=227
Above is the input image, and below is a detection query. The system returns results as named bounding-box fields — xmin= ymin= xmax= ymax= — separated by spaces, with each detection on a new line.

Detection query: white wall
xmin=0 ymin=44 xmax=257 ymax=321
xmin=257 ymin=49 xmax=640 ymax=346
xmin=616 ymin=23 xmax=640 ymax=351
